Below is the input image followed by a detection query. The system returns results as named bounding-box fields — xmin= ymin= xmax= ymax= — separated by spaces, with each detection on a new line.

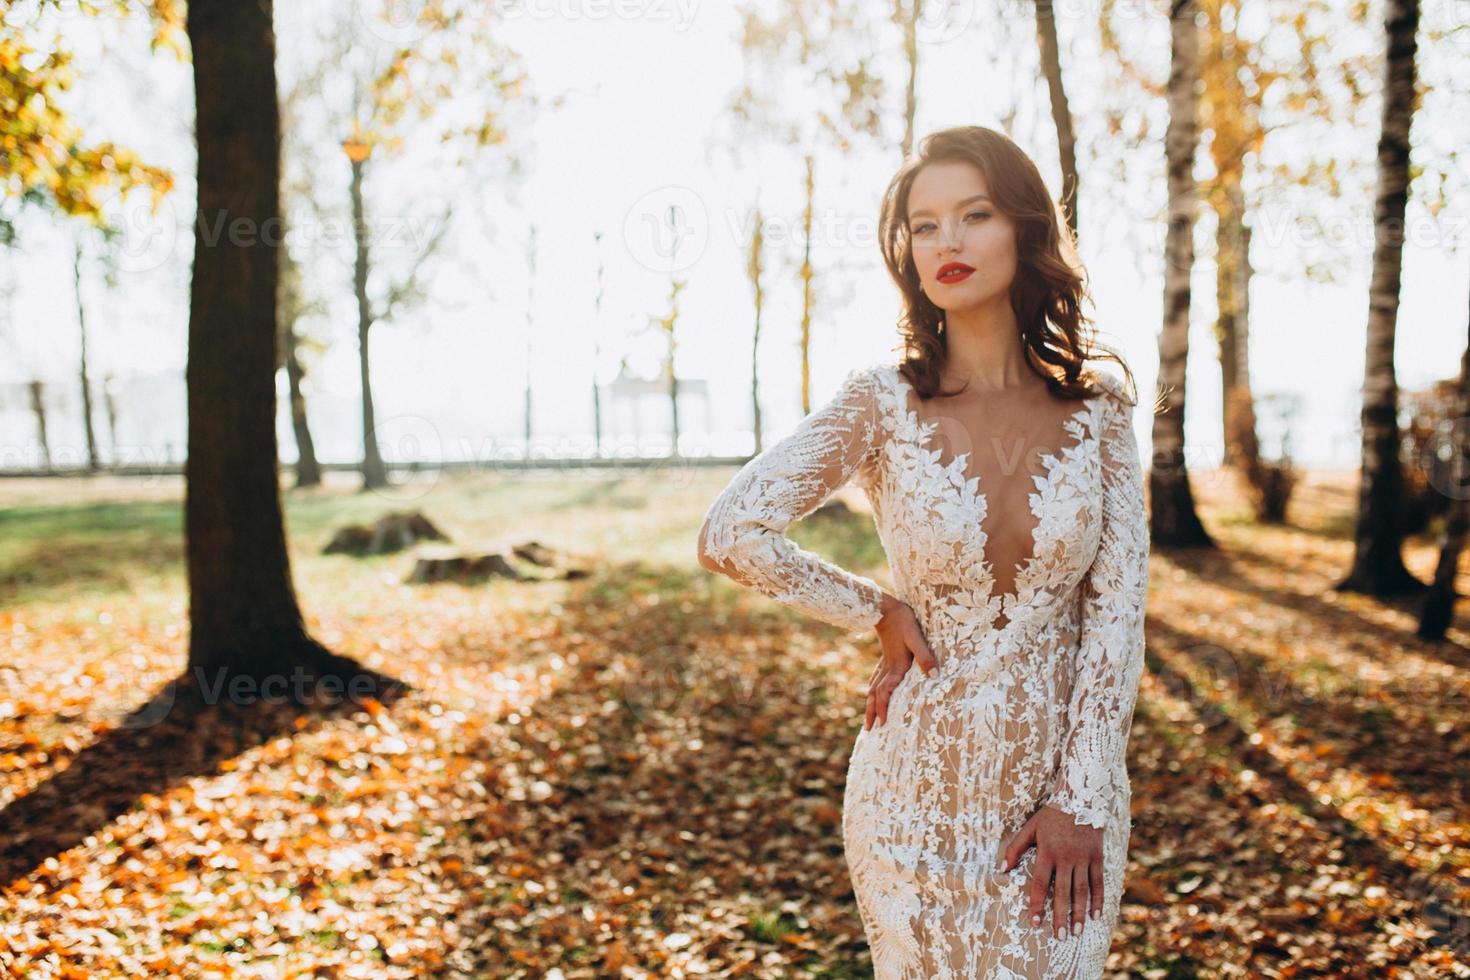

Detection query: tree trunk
xmin=73 ymin=240 xmax=99 ymax=472
xmin=799 ymin=154 xmax=815 ymax=416
xmin=668 ymin=361 xmax=681 ymax=458
xmin=27 ymin=379 xmax=51 ymax=472
xmin=1034 ymin=0 xmax=1079 ymax=243
xmin=523 ymin=225 xmax=536 ymax=462
xmin=1339 ymin=0 xmax=1424 ymax=596
xmin=282 ymin=317 xmax=321 ymax=488
xmin=183 ymin=0 xmax=400 ymax=706
xmin=667 ymin=284 xmax=681 ymax=459
xmin=277 ymin=240 xmax=322 ymax=488
xmin=592 ymin=231 xmax=604 ymax=457
xmin=1419 ymin=272 xmax=1470 ymax=639
xmin=1150 ymin=0 xmax=1213 ymax=547
xmin=102 ymin=373 xmax=120 ymax=463
xmin=748 ymin=205 xmax=766 ymax=455
xmin=349 ymin=156 xmax=389 ymax=490
xmin=900 ymin=0 xmax=920 ymax=160
xmin=1216 ymin=177 xmax=1259 ymax=471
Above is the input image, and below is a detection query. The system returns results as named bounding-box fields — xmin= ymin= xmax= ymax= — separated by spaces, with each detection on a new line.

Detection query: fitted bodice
xmin=864 ymin=364 xmax=1105 ymax=649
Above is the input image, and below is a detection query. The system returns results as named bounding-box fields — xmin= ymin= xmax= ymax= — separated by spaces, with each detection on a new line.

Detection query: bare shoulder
xmin=839 ymin=362 xmax=899 ymax=400
xmin=1081 ymin=368 xmax=1138 ymax=410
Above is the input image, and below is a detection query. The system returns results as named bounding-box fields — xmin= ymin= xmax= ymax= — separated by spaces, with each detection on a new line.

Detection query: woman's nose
xmin=937 ymin=219 xmax=962 ymax=251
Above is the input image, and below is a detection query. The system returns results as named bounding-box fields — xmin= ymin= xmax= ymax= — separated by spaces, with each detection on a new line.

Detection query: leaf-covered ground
xmin=0 ymin=467 xmax=1467 ymax=977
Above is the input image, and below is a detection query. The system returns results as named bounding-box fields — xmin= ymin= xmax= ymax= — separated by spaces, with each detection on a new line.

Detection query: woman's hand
xmin=864 ymin=594 xmax=937 ymax=730
xmin=997 ymin=804 xmax=1103 ymax=939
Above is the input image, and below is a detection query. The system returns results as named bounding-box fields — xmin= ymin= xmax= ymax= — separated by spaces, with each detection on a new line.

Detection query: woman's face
xmin=906 ymin=160 xmax=1018 ymax=313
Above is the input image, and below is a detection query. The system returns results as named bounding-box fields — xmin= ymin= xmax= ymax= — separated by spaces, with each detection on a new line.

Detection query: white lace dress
xmin=697 ymin=362 xmax=1150 ymax=978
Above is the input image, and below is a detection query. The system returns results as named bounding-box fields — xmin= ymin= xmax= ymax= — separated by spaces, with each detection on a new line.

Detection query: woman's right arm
xmin=697 ymin=366 xmax=936 ymax=723
xmin=696 ymin=366 xmax=890 ymax=632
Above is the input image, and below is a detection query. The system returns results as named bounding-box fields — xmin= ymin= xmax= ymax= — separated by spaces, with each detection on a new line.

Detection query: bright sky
xmin=1 ymin=0 xmax=1466 ymax=471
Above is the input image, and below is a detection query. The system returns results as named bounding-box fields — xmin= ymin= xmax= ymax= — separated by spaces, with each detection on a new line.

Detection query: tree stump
xmin=406 ymin=546 xmax=529 ymax=583
xmin=324 ymin=510 xmax=449 ymax=556
xmin=405 ymin=539 xmax=592 ymax=584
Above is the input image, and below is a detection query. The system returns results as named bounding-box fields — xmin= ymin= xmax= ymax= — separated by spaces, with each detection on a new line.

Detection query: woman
xmin=696 ymin=125 xmax=1151 ymax=977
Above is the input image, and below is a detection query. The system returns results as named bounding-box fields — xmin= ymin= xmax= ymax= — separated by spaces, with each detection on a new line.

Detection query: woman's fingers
xmin=908 ymin=623 xmax=938 ymax=674
xmin=1089 ymin=857 xmax=1104 ymax=922
xmin=1070 ymin=864 xmax=1090 ymax=936
xmin=875 ymin=670 xmax=899 ymax=726
xmin=864 ymin=663 xmax=909 ymax=729
xmin=1026 ymin=854 xmax=1053 ymax=929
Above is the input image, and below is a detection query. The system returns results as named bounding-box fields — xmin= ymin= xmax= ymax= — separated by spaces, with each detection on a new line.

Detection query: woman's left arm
xmin=998 ymin=388 xmax=1151 ymax=938
xmin=1045 ymin=390 xmax=1151 ymax=831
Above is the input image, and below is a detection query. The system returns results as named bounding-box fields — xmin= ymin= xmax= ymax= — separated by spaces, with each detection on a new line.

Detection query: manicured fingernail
xmin=1072 ymin=922 xmax=1081 ymax=936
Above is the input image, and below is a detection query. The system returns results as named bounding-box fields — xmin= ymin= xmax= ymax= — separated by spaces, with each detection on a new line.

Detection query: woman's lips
xmin=937 ymin=263 xmax=974 ymax=284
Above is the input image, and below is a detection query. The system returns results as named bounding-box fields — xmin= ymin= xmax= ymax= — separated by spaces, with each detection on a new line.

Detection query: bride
xmin=697 ymin=125 xmax=1150 ymax=977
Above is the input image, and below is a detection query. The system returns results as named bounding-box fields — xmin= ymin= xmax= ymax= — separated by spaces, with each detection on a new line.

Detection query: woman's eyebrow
xmin=910 ymin=194 xmax=993 ymax=219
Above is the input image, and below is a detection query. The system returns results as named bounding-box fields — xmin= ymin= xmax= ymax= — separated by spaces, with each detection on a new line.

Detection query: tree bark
xmin=282 ymin=317 xmax=321 ymax=488
xmin=73 ymin=241 xmax=99 ymax=472
xmin=1419 ymin=269 xmax=1470 ymax=639
xmin=349 ymin=157 xmax=389 ymax=490
xmin=667 ymin=282 xmax=682 ymax=459
xmin=748 ymin=204 xmax=766 ymax=454
xmin=1216 ymin=177 xmax=1259 ymax=471
xmin=1150 ymin=0 xmax=1213 ymax=547
xmin=278 ymin=240 xmax=321 ymax=488
xmin=900 ymin=0 xmax=920 ymax=160
xmin=1034 ymin=0 xmax=1079 ymax=243
xmin=102 ymin=373 xmax=120 ymax=462
xmin=1339 ymin=0 xmax=1424 ymax=595
xmin=799 ymin=154 xmax=815 ymax=416
xmin=183 ymin=0 xmax=401 ymax=705
xmin=27 ymin=379 xmax=51 ymax=472
xmin=592 ymin=231 xmax=605 ymax=457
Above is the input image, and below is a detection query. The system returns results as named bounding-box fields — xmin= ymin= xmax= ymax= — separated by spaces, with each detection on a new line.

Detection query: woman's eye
xmin=911 ymin=213 xmax=987 ymax=234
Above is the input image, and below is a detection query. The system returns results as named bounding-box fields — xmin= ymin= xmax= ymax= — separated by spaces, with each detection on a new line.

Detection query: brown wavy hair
xmin=878 ymin=125 xmax=1138 ymax=407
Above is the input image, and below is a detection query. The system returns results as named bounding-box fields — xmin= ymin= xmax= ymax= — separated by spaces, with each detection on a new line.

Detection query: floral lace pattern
xmin=697 ymin=362 xmax=1151 ymax=978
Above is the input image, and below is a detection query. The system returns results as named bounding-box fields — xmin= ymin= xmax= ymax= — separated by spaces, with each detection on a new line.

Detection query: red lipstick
xmin=937 ymin=262 xmax=974 ymax=284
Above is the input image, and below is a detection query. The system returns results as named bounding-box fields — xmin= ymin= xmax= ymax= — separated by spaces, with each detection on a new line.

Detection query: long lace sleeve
xmin=1046 ymin=382 xmax=1151 ymax=829
xmin=697 ymin=366 xmax=887 ymax=634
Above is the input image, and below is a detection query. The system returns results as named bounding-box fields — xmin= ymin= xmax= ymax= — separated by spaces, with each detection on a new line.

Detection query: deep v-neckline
xmin=884 ymin=365 xmax=1099 ymax=631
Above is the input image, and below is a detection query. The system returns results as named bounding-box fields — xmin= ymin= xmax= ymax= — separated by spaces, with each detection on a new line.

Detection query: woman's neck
xmin=940 ymin=300 xmax=1035 ymax=391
